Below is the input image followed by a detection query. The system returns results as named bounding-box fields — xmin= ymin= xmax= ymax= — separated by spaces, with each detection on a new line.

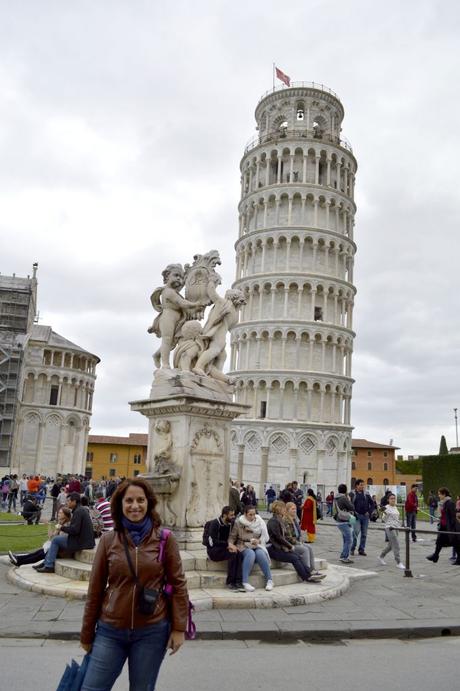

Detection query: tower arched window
xmin=367 ymin=477 xmax=373 ymax=485
xmin=383 ymin=478 xmax=389 ymax=486
xmin=383 ymin=462 xmax=388 ymax=471
xmin=367 ymin=462 xmax=372 ymax=470
xmin=296 ymin=102 xmax=305 ymax=121
xmin=351 ymin=461 xmax=356 ymax=470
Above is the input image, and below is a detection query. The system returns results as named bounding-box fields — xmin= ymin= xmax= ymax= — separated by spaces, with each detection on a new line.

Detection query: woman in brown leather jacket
xmin=80 ymin=478 xmax=189 ymax=690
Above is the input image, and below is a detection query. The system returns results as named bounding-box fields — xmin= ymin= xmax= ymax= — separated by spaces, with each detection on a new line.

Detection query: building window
xmin=352 ymin=449 xmax=357 ymax=456
xmin=259 ymin=401 xmax=267 ymax=419
xmin=383 ymin=462 xmax=388 ymax=471
xmin=314 ymin=307 xmax=323 ymax=321
xmin=383 ymin=451 xmax=388 ymax=457
xmin=367 ymin=478 xmax=373 ymax=485
xmin=109 ymin=468 xmax=116 ymax=477
xmin=351 ymin=477 xmax=356 ymax=487
xmin=86 ymin=452 xmax=93 ymax=464
xmin=85 ymin=467 xmax=93 ymax=479
xmin=383 ymin=478 xmax=389 ymax=486
xmin=133 ymin=454 xmax=142 ymax=465
xmin=110 ymin=453 xmax=117 ymax=463
xmin=351 ymin=461 xmax=356 ymax=470
xmin=367 ymin=450 xmax=372 ymax=457
xmin=133 ymin=470 xmax=140 ymax=477
xmin=49 ymin=385 xmax=59 ymax=406
xmin=367 ymin=462 xmax=372 ymax=470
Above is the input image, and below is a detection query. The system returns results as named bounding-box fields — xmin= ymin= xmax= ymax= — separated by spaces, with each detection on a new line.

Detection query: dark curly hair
xmin=110 ymin=478 xmax=161 ymax=532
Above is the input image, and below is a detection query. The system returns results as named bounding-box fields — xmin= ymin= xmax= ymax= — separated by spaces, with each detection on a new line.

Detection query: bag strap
xmin=158 ymin=528 xmax=172 ymax=563
xmin=122 ymin=533 xmax=140 ymax=586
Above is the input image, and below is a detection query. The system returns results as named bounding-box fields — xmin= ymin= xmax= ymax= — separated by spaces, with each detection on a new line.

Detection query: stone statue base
xmin=130 ymin=394 xmax=248 ymax=550
xmin=150 ymin=368 xmax=233 ymax=403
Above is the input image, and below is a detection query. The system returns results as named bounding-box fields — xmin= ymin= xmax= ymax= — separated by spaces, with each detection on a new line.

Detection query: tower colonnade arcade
xmin=11 ymin=325 xmax=100 ymax=478
xmin=230 ymin=83 xmax=357 ymax=496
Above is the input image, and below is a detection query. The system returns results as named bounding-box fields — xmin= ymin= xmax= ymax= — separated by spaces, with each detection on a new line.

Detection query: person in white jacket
xmin=378 ymin=494 xmax=405 ymax=569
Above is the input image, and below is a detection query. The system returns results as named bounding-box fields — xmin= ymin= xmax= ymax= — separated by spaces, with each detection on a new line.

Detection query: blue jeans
xmin=241 ymin=548 xmax=271 ymax=583
xmin=44 ymin=534 xmax=68 ymax=567
xmin=429 ymin=507 xmax=436 ymax=524
xmin=337 ymin=522 xmax=353 ymax=558
xmin=406 ymin=511 xmax=417 ymax=541
xmin=81 ymin=619 xmax=170 ymax=691
xmin=351 ymin=514 xmax=369 ymax=552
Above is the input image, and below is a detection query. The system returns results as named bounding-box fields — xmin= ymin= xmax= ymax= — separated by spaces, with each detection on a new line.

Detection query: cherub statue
xmin=148 ymin=264 xmax=201 ymax=369
xmin=193 ymin=287 xmax=246 ymax=383
xmin=173 ymin=320 xmax=206 ymax=372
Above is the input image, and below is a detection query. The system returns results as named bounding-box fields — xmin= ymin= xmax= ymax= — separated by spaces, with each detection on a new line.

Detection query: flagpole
xmin=272 ymin=63 xmax=275 ymax=92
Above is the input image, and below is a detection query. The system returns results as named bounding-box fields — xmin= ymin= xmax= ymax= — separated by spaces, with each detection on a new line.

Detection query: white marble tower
xmin=229 ymin=82 xmax=357 ymax=496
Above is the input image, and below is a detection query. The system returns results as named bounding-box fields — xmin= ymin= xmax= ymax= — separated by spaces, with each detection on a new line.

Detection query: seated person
xmin=284 ymin=501 xmax=323 ymax=577
xmin=9 ymin=507 xmax=72 ymax=567
xmin=35 ymin=492 xmax=95 ymax=573
xmin=206 ymin=506 xmax=242 ymax=591
xmin=22 ymin=495 xmax=41 ymax=525
xmin=267 ymin=501 xmax=324 ymax=583
xmin=228 ymin=505 xmax=273 ymax=592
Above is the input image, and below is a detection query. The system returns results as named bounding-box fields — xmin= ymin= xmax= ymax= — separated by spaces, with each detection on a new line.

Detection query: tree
xmin=439 ymin=435 xmax=448 ymax=455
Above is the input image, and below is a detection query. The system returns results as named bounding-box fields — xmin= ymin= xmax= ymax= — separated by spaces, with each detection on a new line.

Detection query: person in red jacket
xmin=404 ymin=484 xmax=419 ymax=542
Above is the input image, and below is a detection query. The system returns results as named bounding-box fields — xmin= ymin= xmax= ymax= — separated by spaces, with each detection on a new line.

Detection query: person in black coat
xmin=426 ymin=487 xmax=459 ymax=565
xmin=22 ymin=495 xmax=41 ymax=524
xmin=206 ymin=506 xmax=243 ymax=590
xmin=35 ymin=492 xmax=95 ymax=573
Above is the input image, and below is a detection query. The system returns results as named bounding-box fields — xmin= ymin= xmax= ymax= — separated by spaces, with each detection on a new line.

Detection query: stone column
xmin=237 ymin=443 xmax=245 ymax=483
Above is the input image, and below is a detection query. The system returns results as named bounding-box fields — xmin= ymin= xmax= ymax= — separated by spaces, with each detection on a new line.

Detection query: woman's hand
xmin=167 ymin=630 xmax=185 ymax=655
xmin=81 ymin=642 xmax=92 ymax=653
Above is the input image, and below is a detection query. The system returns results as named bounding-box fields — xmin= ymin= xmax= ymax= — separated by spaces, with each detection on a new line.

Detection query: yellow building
xmin=86 ymin=433 xmax=148 ymax=480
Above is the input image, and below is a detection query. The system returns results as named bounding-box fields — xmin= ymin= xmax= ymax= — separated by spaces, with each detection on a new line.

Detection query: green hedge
xmin=395 ymin=459 xmax=423 ymax=475
xmin=422 ymin=454 xmax=460 ymax=501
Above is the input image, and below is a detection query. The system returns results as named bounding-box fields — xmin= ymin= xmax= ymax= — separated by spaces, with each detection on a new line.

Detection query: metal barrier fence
xmin=319 ymin=520 xmax=458 ymax=578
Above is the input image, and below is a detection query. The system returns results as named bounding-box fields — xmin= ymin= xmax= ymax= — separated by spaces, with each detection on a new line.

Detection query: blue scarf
xmin=122 ymin=516 xmax=152 ymax=546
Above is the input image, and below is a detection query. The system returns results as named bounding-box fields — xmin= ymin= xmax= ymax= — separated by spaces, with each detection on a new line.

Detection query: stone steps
xmin=54 ymin=558 xmax=304 ymax=589
xmin=6 ymin=562 xmax=375 ymax=609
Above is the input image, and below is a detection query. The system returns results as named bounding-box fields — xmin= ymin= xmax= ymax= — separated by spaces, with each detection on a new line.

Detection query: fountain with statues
xmin=130 ymin=249 xmax=248 ymax=550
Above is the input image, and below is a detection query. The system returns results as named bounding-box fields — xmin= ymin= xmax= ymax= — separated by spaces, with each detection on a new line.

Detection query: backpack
xmin=159 ymin=528 xmax=196 ymax=640
xmin=202 ymin=520 xmax=212 ymax=547
xmin=88 ymin=507 xmax=104 ymax=537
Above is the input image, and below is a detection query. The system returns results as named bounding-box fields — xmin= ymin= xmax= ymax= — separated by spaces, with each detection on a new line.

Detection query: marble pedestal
xmin=130 ymin=394 xmax=248 ymax=550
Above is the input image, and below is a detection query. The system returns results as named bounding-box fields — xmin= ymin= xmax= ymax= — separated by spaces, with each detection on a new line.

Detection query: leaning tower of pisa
xmin=229 ymin=82 xmax=357 ymax=498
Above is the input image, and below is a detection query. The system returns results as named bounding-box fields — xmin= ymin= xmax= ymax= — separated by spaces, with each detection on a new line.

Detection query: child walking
xmin=378 ymin=494 xmax=405 ymax=569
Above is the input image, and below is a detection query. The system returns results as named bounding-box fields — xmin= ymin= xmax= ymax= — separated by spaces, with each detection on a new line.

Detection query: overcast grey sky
xmin=2 ymin=0 xmax=459 ymax=455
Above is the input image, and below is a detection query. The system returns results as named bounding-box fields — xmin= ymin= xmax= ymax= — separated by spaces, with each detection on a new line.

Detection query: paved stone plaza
xmin=1 ymin=517 xmax=458 ymax=642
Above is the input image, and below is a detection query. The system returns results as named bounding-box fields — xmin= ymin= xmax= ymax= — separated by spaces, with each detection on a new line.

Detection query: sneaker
xmin=378 ymin=557 xmax=387 ymax=566
xmin=265 ymin=579 xmax=274 ymax=591
xmin=310 ymin=573 xmax=326 ymax=580
xmin=306 ymin=575 xmax=323 ymax=583
xmin=350 ymin=550 xmax=355 ymax=556
xmin=397 ymin=563 xmax=405 ymax=570
xmin=358 ymin=550 xmax=367 ymax=556
xmin=340 ymin=558 xmax=354 ymax=564
xmin=236 ymin=583 xmax=246 ymax=592
xmin=242 ymin=582 xmax=255 ymax=592
xmin=226 ymin=583 xmax=238 ymax=591
xmin=32 ymin=561 xmax=45 ymax=570
xmin=8 ymin=551 xmax=18 ymax=566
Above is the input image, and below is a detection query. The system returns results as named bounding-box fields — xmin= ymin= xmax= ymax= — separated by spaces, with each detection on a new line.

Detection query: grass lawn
xmin=0 ymin=524 xmax=49 ymax=553
xmin=0 ymin=511 xmax=25 ymax=523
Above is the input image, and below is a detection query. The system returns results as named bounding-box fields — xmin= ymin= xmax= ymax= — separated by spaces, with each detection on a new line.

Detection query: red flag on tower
xmin=275 ymin=66 xmax=291 ymax=87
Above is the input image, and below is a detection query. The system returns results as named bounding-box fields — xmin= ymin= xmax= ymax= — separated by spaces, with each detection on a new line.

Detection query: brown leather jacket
xmin=80 ymin=527 xmax=189 ymax=645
